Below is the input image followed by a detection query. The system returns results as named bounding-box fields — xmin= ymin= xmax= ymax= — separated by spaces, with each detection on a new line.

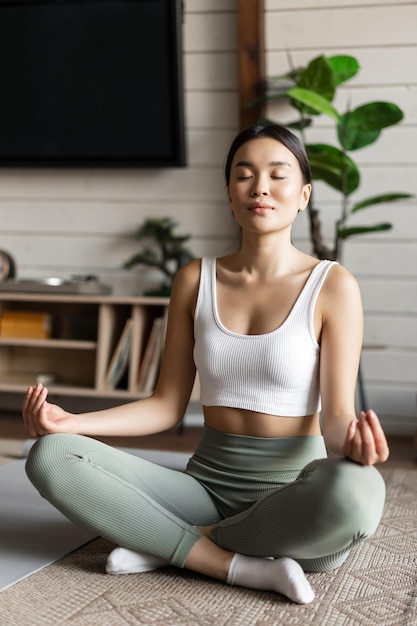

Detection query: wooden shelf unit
xmin=0 ymin=292 xmax=170 ymax=399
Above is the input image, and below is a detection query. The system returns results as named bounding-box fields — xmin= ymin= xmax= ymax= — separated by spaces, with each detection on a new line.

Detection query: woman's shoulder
xmin=323 ymin=261 xmax=360 ymax=293
xmin=170 ymin=258 xmax=203 ymax=312
xmin=319 ymin=261 xmax=362 ymax=314
xmin=175 ymin=257 xmax=202 ymax=287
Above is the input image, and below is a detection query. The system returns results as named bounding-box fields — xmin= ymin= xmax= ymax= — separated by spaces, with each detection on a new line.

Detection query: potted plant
xmin=258 ymin=54 xmax=414 ymax=260
xmin=123 ymin=217 xmax=194 ymax=296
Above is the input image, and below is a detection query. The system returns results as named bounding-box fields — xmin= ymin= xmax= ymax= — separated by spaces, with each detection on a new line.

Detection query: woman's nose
xmin=250 ymin=173 xmax=270 ymax=196
xmin=251 ymin=181 xmax=269 ymax=196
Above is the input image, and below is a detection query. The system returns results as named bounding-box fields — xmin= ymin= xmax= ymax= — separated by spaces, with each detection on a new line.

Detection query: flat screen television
xmin=0 ymin=0 xmax=186 ymax=167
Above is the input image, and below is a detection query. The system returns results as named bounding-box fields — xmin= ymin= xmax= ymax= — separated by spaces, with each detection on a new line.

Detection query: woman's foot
xmin=106 ymin=547 xmax=169 ymax=575
xmin=227 ymin=553 xmax=315 ymax=604
xmin=185 ymin=535 xmax=314 ymax=604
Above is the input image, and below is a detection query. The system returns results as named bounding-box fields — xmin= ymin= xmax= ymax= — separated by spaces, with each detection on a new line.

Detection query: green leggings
xmin=26 ymin=426 xmax=386 ymax=572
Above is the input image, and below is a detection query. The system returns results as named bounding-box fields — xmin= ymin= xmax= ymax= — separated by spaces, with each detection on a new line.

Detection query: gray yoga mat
xmin=0 ymin=442 xmax=191 ymax=591
xmin=0 ymin=459 xmax=95 ymax=592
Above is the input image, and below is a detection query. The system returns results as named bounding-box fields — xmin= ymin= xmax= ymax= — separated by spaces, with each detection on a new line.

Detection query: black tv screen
xmin=0 ymin=0 xmax=186 ymax=167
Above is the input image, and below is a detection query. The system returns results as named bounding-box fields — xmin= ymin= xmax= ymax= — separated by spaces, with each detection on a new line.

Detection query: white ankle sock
xmin=226 ymin=554 xmax=315 ymax=604
xmin=105 ymin=547 xmax=169 ymax=575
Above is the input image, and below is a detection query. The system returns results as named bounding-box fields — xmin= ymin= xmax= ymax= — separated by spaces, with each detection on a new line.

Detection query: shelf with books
xmin=0 ymin=292 xmax=170 ymax=401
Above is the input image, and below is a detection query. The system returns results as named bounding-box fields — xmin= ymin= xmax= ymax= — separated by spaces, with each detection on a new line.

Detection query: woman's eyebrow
xmin=270 ymin=160 xmax=291 ymax=167
xmin=234 ymin=160 xmax=291 ymax=168
xmin=234 ymin=160 xmax=253 ymax=168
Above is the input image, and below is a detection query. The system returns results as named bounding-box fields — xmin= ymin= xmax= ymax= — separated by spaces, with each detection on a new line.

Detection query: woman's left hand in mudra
xmin=342 ymin=410 xmax=390 ymax=466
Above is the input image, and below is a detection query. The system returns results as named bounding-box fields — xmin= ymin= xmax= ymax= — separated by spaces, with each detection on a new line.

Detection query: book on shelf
xmin=0 ymin=310 xmax=52 ymax=339
xmin=105 ymin=318 xmax=133 ymax=389
xmin=136 ymin=316 xmax=165 ymax=393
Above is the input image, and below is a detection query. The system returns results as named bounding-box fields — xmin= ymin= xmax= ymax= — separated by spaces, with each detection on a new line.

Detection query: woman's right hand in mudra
xmin=22 ymin=384 xmax=79 ymax=437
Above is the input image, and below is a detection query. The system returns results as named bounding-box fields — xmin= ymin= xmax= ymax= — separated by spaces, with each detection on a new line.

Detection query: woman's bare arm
xmin=318 ymin=265 xmax=389 ymax=465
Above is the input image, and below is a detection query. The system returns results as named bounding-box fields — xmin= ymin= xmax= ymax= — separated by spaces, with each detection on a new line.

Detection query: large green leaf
xmin=338 ymin=125 xmax=381 ymax=151
xmin=287 ymin=88 xmax=341 ymax=122
xmin=352 ymin=193 xmax=415 ymax=213
xmin=338 ymin=223 xmax=392 ymax=240
xmin=354 ymin=102 xmax=404 ymax=130
xmin=298 ymin=55 xmax=336 ymax=101
xmin=338 ymin=102 xmax=404 ymax=150
xmin=327 ymin=55 xmax=360 ymax=85
xmin=306 ymin=144 xmax=360 ymax=194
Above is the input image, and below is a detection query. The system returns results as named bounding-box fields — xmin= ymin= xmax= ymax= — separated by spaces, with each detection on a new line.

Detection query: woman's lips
xmin=250 ymin=204 xmax=273 ymax=213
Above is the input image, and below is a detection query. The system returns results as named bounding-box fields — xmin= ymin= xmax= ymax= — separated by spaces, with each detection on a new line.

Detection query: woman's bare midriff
xmin=203 ymin=406 xmax=321 ymax=438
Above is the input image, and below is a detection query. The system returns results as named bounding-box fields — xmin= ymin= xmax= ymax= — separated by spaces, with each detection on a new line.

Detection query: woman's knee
xmin=301 ymin=457 xmax=386 ymax=539
xmin=25 ymin=433 xmax=82 ymax=493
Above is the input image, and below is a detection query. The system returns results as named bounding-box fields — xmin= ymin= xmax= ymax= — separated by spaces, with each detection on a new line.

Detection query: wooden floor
xmin=0 ymin=411 xmax=415 ymax=468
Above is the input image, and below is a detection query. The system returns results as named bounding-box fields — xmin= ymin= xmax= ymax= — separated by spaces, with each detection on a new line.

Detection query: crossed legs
xmin=26 ymin=434 xmax=385 ymax=604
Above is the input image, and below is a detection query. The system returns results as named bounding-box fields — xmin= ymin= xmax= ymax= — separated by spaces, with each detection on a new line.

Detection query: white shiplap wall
xmin=265 ymin=0 xmax=417 ymax=433
xmin=0 ymin=0 xmax=416 ymax=433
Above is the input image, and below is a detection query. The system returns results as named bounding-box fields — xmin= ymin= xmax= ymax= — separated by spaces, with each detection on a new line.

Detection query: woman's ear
xmin=299 ymin=183 xmax=312 ymax=212
xmin=227 ymin=187 xmax=236 ymax=219
xmin=227 ymin=186 xmax=232 ymax=206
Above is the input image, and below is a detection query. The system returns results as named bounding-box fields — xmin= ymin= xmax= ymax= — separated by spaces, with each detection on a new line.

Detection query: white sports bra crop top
xmin=193 ymin=257 xmax=338 ymax=417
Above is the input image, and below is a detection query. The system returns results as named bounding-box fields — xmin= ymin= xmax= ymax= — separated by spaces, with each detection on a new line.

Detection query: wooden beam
xmin=236 ymin=0 xmax=265 ymax=129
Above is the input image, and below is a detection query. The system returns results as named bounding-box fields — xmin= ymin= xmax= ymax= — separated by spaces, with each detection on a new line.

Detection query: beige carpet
xmin=0 ymin=466 xmax=416 ymax=625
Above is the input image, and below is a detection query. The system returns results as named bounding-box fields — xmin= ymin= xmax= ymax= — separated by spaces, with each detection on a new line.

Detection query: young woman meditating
xmin=22 ymin=123 xmax=388 ymax=605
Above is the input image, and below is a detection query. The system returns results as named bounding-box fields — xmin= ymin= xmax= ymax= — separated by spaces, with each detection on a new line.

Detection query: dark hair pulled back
xmin=224 ymin=123 xmax=312 ymax=186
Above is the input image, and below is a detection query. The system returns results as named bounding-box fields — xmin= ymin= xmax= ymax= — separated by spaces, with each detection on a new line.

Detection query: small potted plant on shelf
xmin=123 ymin=217 xmax=194 ymax=296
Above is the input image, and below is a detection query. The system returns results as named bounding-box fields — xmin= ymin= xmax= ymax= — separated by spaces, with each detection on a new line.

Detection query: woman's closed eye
xmin=235 ymin=174 xmax=286 ymax=181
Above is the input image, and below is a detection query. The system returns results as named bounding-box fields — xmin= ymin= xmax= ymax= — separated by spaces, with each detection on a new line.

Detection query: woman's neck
xmin=235 ymin=236 xmax=302 ymax=279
